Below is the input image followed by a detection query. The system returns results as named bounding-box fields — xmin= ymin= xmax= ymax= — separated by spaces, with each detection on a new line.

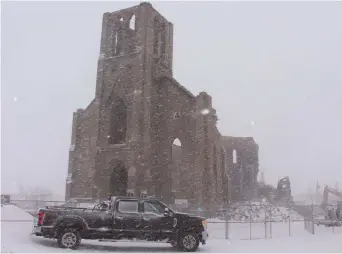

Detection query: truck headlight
xmin=202 ymin=219 xmax=207 ymax=229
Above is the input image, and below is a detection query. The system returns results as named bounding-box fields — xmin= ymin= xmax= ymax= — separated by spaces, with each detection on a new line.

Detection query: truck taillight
xmin=37 ymin=211 xmax=45 ymax=226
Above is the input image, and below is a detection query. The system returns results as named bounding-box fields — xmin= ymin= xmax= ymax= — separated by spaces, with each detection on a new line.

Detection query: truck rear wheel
xmin=57 ymin=229 xmax=81 ymax=249
xmin=179 ymin=233 xmax=199 ymax=252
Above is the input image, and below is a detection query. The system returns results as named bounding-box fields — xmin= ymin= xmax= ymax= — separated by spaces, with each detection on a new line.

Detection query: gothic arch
xmin=171 ymin=137 xmax=182 ymax=168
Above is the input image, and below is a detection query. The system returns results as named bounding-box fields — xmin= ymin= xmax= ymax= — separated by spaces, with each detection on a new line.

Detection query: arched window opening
xmin=109 ymin=161 xmax=127 ymax=196
xmin=129 ymin=14 xmax=136 ymax=30
xmin=171 ymin=138 xmax=182 ymax=193
xmin=109 ymin=97 xmax=127 ymax=144
xmin=173 ymin=138 xmax=181 ymax=147
xmin=233 ymin=149 xmax=237 ymax=164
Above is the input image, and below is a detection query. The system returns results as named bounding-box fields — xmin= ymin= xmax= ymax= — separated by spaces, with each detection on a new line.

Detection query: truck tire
xmin=179 ymin=233 xmax=199 ymax=252
xmin=57 ymin=229 xmax=81 ymax=249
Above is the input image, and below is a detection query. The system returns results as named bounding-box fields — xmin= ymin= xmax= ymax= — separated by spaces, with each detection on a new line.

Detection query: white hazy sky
xmin=2 ymin=1 xmax=342 ymax=197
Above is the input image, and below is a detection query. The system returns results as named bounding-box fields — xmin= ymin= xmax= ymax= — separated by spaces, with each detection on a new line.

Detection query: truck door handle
xmin=117 ymin=216 xmax=123 ymax=220
xmin=143 ymin=218 xmax=151 ymax=221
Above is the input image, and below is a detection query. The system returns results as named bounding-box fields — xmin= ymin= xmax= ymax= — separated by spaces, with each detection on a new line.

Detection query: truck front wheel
xmin=179 ymin=233 xmax=199 ymax=252
xmin=57 ymin=229 xmax=81 ymax=249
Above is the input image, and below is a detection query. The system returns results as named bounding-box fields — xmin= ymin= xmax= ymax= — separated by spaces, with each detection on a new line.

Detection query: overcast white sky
xmin=2 ymin=1 xmax=342 ymax=197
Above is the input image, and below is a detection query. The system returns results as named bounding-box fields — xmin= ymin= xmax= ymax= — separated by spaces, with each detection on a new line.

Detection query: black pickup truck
xmin=32 ymin=196 xmax=208 ymax=252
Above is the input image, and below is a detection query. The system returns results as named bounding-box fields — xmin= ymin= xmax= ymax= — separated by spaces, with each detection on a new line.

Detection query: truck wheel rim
xmin=62 ymin=232 xmax=77 ymax=248
xmin=183 ymin=235 xmax=196 ymax=249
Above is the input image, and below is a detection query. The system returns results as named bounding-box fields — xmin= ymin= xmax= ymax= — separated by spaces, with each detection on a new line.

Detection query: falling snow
xmin=3 ymin=1 xmax=342 ymax=253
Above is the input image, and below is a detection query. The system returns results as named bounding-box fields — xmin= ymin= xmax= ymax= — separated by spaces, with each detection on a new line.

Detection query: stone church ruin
xmin=65 ymin=2 xmax=259 ymax=209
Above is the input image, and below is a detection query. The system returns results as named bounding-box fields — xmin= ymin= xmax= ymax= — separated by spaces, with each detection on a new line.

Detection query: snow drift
xmin=1 ymin=204 xmax=33 ymax=221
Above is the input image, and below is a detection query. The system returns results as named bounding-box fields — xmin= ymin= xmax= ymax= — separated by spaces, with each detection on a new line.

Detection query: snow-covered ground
xmin=1 ymin=205 xmax=342 ymax=253
xmin=218 ymin=202 xmax=303 ymax=222
xmin=207 ymin=218 xmax=342 ymax=240
xmin=1 ymin=204 xmax=33 ymax=221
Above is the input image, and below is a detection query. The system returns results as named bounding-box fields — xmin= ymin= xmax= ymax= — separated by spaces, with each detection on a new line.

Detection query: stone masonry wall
xmin=66 ymin=3 xmax=257 ymax=208
xmin=68 ymin=101 xmax=98 ymax=199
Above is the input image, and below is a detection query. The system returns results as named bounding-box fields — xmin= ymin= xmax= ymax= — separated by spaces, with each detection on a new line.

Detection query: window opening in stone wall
xmin=173 ymin=138 xmax=181 ymax=147
xmin=109 ymin=97 xmax=127 ymax=144
xmin=172 ymin=138 xmax=182 ymax=165
xmin=109 ymin=161 xmax=128 ymax=196
xmin=114 ymin=32 xmax=118 ymax=54
xmin=171 ymin=138 xmax=182 ymax=195
xmin=129 ymin=14 xmax=136 ymax=30
xmin=233 ymin=149 xmax=237 ymax=164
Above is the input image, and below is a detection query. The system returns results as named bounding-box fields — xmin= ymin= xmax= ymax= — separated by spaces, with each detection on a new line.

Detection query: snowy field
xmin=1 ymin=205 xmax=342 ymax=253
xmin=207 ymin=218 xmax=342 ymax=240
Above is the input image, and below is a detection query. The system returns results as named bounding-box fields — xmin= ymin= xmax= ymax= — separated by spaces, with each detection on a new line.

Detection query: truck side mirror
xmin=164 ymin=208 xmax=171 ymax=217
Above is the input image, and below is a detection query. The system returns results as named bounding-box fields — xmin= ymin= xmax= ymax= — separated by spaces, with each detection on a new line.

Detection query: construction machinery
xmin=321 ymin=185 xmax=342 ymax=210
xmin=275 ymin=176 xmax=292 ymax=203
xmin=316 ymin=185 xmax=342 ymax=227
